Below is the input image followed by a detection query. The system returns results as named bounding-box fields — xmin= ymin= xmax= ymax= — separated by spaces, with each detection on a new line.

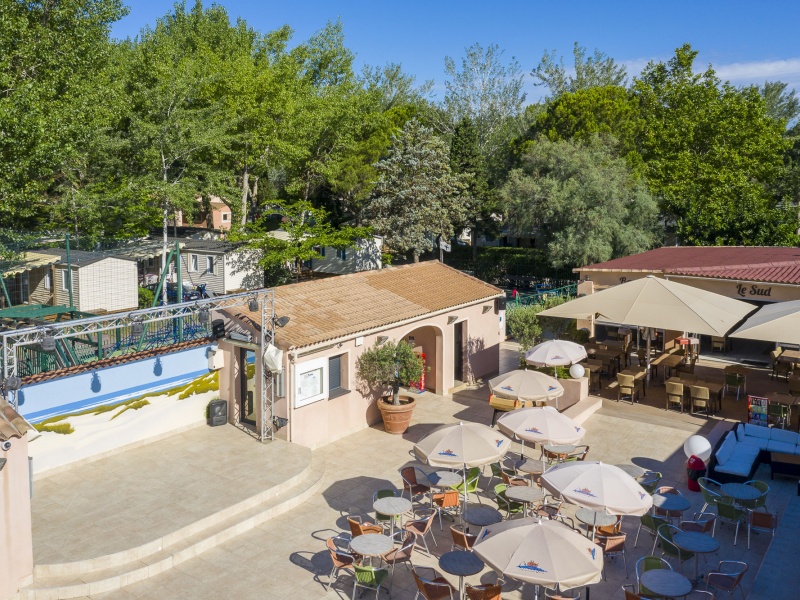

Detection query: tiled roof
xmin=229 ymin=262 xmax=503 ymax=350
xmin=579 ymin=247 xmax=800 ymax=284
xmin=37 ymin=248 xmax=138 ymax=265
xmin=20 ymin=338 xmax=209 ymax=386
xmin=0 ymin=399 xmax=34 ymax=441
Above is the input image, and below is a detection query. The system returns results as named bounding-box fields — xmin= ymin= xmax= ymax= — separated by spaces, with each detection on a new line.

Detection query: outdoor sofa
xmin=708 ymin=422 xmax=800 ymax=483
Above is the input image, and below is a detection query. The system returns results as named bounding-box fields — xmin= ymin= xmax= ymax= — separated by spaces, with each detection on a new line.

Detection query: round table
xmin=439 ymin=550 xmax=484 ymax=598
xmin=673 ymin=530 xmax=720 ymax=582
xmin=373 ymin=496 xmax=412 ymax=538
xmin=515 ymin=458 xmax=549 ymax=476
xmin=575 ymin=508 xmax=618 ymax=538
xmin=614 ymin=463 xmax=646 ymax=478
xmin=543 ymin=444 xmax=576 ymax=460
xmin=349 ymin=533 xmax=394 ymax=565
xmin=505 ymin=486 xmax=545 ymax=516
xmin=463 ymin=505 xmax=503 ymax=527
xmin=652 ymin=493 xmax=691 ymax=513
xmin=425 ymin=470 xmax=462 ymax=488
xmin=721 ymin=482 xmax=761 ymax=503
xmin=640 ymin=568 xmax=692 ymax=598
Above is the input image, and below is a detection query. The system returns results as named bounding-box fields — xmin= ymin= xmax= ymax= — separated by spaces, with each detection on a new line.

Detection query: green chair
xmin=452 ymin=467 xmax=482 ymax=504
xmin=352 ymin=565 xmax=389 ymax=599
xmin=494 ymin=483 xmax=525 ymax=519
xmin=743 ymin=479 xmax=769 ymax=510
xmin=697 ymin=476 xmax=724 ymax=512
xmin=715 ymin=498 xmax=747 ymax=545
xmin=634 ymin=513 xmax=668 ymax=548
xmin=374 ymin=489 xmax=401 ymax=533
xmin=635 ymin=555 xmax=672 ymax=597
xmin=638 ymin=471 xmax=662 ymax=495
xmin=656 ymin=524 xmax=694 ymax=571
xmin=724 ymin=372 xmax=744 ymax=401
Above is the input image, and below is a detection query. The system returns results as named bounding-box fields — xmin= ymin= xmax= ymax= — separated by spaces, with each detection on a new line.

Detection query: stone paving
xmin=40 ymin=344 xmax=800 ymax=599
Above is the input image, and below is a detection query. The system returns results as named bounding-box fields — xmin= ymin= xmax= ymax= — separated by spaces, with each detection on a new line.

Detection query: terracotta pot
xmin=377 ymin=396 xmax=416 ymax=434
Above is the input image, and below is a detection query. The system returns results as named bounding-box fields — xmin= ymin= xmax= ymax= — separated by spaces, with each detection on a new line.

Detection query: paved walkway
xmin=29 ymin=343 xmax=800 ymax=599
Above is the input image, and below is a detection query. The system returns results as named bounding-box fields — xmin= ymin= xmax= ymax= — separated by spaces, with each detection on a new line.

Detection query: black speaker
xmin=212 ymin=319 xmax=225 ymax=339
xmin=494 ymin=297 xmax=507 ymax=313
xmin=208 ymin=399 xmax=227 ymax=426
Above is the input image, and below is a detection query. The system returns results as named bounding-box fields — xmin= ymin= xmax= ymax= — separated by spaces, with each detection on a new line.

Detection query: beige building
xmin=218 ymin=262 xmax=505 ymax=448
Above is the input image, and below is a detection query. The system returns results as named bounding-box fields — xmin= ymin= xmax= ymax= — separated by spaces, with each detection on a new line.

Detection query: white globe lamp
xmin=683 ymin=435 xmax=712 ymax=462
xmin=569 ymin=364 xmax=585 ymax=379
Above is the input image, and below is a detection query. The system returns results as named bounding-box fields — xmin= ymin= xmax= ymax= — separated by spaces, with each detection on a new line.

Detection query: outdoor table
xmin=349 ymin=533 xmax=394 ymax=566
xmin=779 ymin=349 xmax=800 ymax=364
xmin=673 ymin=530 xmax=720 ymax=582
xmin=463 ymin=505 xmax=503 ymax=528
xmin=652 ymin=352 xmax=685 ymax=380
xmin=580 ymin=362 xmax=603 ymax=390
xmin=652 ymin=492 xmax=690 ymax=514
xmin=439 ymin=550 xmax=484 ymax=599
xmin=575 ymin=507 xmax=618 ymax=538
xmin=424 ymin=470 xmax=463 ymax=488
xmin=373 ymin=496 xmax=412 ymax=539
xmin=667 ymin=377 xmax=724 ymax=413
xmin=639 ymin=568 xmax=692 ymax=598
xmin=505 ymin=486 xmax=545 ymax=516
xmin=515 ymin=458 xmax=549 ymax=481
xmin=721 ymin=482 xmax=761 ymax=504
xmin=614 ymin=463 xmax=646 ymax=478
xmin=543 ymin=444 xmax=576 ymax=463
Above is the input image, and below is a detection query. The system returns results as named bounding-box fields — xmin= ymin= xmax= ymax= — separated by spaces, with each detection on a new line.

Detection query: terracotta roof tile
xmin=580 ymin=247 xmax=800 ymax=284
xmin=230 ymin=262 xmax=503 ymax=350
xmin=20 ymin=338 xmax=209 ymax=386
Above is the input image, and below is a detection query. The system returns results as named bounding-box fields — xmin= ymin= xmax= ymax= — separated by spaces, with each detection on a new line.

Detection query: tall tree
xmin=758 ymin=81 xmax=800 ymax=126
xmin=502 ymin=136 xmax=661 ymax=268
xmin=532 ymin=42 xmax=627 ymax=99
xmin=634 ymin=44 xmax=795 ymax=246
xmin=443 ymin=43 xmax=526 ymax=162
xmin=366 ymin=119 xmax=469 ymax=262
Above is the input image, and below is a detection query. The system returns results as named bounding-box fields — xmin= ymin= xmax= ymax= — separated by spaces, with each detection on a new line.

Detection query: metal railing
xmin=506 ymin=283 xmax=578 ymax=308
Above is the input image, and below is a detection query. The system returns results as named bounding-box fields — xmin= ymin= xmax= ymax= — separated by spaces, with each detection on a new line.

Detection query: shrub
xmin=138 ymin=286 xmax=155 ymax=309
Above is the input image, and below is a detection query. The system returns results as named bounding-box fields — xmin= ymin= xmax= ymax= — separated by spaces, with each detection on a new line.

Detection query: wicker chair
xmin=690 ymin=385 xmax=712 ymax=416
xmin=666 ymin=381 xmax=685 ymax=413
xmin=465 ymin=581 xmax=503 ymax=600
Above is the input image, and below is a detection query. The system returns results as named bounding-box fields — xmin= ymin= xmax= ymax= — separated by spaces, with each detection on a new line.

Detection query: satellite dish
xmin=263 ymin=343 xmax=284 ymax=374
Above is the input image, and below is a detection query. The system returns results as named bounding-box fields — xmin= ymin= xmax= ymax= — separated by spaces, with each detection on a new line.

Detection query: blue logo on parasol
xmin=518 ymin=560 xmax=547 ymax=573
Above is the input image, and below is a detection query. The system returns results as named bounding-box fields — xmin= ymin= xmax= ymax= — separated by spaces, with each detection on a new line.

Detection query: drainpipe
xmin=287 ymin=350 xmax=297 ymax=443
xmin=65 ymin=233 xmax=74 ymax=310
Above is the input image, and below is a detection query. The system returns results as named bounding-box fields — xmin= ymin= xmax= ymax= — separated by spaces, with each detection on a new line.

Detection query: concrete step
xmin=21 ymin=452 xmax=325 ymax=600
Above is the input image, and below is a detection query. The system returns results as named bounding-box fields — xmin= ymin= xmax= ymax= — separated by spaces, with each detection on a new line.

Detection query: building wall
xmin=78 ymin=258 xmax=138 ymax=312
xmin=53 ymin=265 xmax=79 ymax=308
xmin=223 ymin=253 xmax=247 ymax=292
xmin=16 ymin=345 xmax=212 ymax=423
xmin=0 ymin=435 xmax=33 ymax=600
xmin=211 ymin=205 xmax=232 ymax=231
xmin=277 ymin=300 xmax=502 ymax=449
xmin=180 ymin=251 xmax=226 ymax=296
xmin=311 ymin=237 xmax=383 ymax=275
xmin=28 ymin=266 xmax=53 ymax=305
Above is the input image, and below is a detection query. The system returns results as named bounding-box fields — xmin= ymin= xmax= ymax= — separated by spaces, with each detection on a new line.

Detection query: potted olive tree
xmin=356 ymin=339 xmax=424 ymax=434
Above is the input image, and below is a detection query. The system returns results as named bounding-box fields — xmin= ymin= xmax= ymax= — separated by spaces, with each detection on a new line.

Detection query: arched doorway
xmin=401 ymin=324 xmax=444 ymax=395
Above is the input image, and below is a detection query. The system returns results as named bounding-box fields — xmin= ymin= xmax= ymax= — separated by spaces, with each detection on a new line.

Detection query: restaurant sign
xmin=736 ymin=283 xmax=772 ymax=298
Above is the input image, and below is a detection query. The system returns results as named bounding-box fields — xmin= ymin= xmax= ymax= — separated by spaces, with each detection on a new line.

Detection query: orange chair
xmin=465 ymin=581 xmax=503 ymax=600
xmin=324 ymin=536 xmax=354 ymax=591
xmin=450 ymin=524 xmax=477 ymax=551
xmin=432 ymin=489 xmax=461 ymax=530
xmin=348 ymin=515 xmax=383 ymax=538
xmin=403 ymin=508 xmax=438 ymax=556
xmin=401 ymin=466 xmax=431 ymax=503
xmin=413 ymin=566 xmax=457 ymax=600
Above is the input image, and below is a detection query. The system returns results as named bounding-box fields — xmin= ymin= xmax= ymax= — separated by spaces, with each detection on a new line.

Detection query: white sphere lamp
xmin=569 ymin=364 xmax=585 ymax=379
xmin=683 ymin=435 xmax=712 ymax=462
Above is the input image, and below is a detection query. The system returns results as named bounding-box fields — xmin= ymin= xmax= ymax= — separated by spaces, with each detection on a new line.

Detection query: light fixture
xmin=5 ymin=376 xmax=21 ymax=391
xmin=248 ymin=298 xmax=259 ymax=312
xmin=40 ymin=334 xmax=56 ymax=352
xmin=447 ymin=316 xmax=459 ymax=325
xmin=131 ymin=320 xmax=144 ymax=339
xmin=482 ymin=305 xmax=492 ymax=314
xmin=198 ymin=307 xmax=210 ymax=324
xmin=376 ymin=335 xmax=389 ymax=345
xmin=274 ymin=315 xmax=290 ymax=328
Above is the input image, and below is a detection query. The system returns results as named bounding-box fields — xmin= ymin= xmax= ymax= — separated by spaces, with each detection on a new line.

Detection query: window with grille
xmin=328 ymin=353 xmax=349 ymax=398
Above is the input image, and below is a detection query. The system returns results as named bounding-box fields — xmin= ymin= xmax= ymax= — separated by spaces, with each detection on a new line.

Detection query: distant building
xmin=176 ymin=238 xmax=249 ymax=295
xmin=311 ymin=236 xmax=383 ymax=275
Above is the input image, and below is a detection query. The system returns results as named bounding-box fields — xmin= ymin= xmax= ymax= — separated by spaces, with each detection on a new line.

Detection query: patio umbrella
xmin=538 ymin=276 xmax=755 ymax=380
xmin=525 ymin=340 xmax=587 ymax=374
xmin=496 ymin=406 xmax=585 ymax=458
xmin=488 ymin=370 xmax=564 ymax=409
xmin=413 ymin=422 xmax=512 ymax=507
xmin=473 ymin=517 xmax=603 ymax=592
xmin=729 ymin=299 xmax=800 ymax=342
xmin=540 ymin=461 xmax=652 ymax=516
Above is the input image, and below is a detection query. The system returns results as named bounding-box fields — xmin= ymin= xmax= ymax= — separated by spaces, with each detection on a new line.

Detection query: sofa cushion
xmin=743 ymin=423 xmax=771 ymax=439
xmin=714 ymin=457 xmax=753 ymax=477
xmin=740 ymin=436 xmax=769 ymax=451
xmin=734 ymin=425 xmax=745 ymax=442
xmin=715 ymin=436 xmax=736 ymax=466
xmin=731 ymin=444 xmax=760 ymax=464
xmin=767 ymin=439 xmax=797 ymax=454
xmin=770 ymin=428 xmax=800 ymax=445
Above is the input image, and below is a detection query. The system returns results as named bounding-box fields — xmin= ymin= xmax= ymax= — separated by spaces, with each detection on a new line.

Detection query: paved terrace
xmin=23 ymin=343 xmax=800 ymax=599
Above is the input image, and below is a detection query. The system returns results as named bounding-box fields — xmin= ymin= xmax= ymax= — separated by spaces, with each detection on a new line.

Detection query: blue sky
xmin=111 ymin=1 xmax=800 ymax=103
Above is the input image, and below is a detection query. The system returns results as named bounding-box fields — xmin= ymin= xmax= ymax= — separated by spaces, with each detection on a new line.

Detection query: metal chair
xmin=465 ymin=579 xmax=504 ymax=600
xmin=348 ymin=515 xmax=383 ymax=538
xmin=635 ymin=555 xmax=672 ymax=596
xmin=656 ymin=524 xmax=694 ymax=572
xmin=432 ymin=488 xmax=461 ymax=530
xmin=680 ymin=511 xmax=717 ymax=537
xmin=450 ymin=524 xmax=477 ymax=551
xmin=666 ymin=381 xmax=684 ymax=412
xmin=620 ymin=584 xmax=643 ymax=600
xmin=325 ymin=536 xmax=355 ymax=591
xmin=494 ymin=483 xmax=525 ymax=519
xmin=698 ymin=477 xmax=724 ymax=512
xmin=723 ymin=372 xmax=744 ymax=401
xmin=500 ymin=469 xmax=528 ymax=487
xmin=746 ymin=507 xmax=778 ymax=549
xmin=402 ymin=508 xmax=438 ymax=556
xmin=452 ymin=466 xmax=482 ymax=504
xmin=401 ymin=466 xmax=431 ymax=503
xmin=714 ymin=498 xmax=746 ymax=545
xmin=634 ymin=513 xmax=668 ymax=548
xmin=594 ymin=532 xmax=628 ymax=580
xmin=638 ymin=471 xmax=662 ymax=495
xmin=352 ymin=564 xmax=389 ymax=600
xmin=544 ymin=590 xmax=581 ymax=599
xmin=381 ymin=531 xmax=417 ymax=577
xmin=653 ymin=485 xmax=685 ymax=523
xmin=742 ymin=479 xmax=769 ymax=510
xmin=705 ymin=561 xmax=747 ymax=599
xmin=412 ymin=566 xmax=457 ymax=600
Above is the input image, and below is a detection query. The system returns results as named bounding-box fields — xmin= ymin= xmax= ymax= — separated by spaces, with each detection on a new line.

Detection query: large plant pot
xmin=378 ymin=396 xmax=416 ymax=434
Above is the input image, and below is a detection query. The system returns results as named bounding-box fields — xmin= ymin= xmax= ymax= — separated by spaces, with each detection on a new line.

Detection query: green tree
xmin=533 ymin=42 xmax=627 ymax=99
xmin=366 ymin=119 xmax=469 ymax=262
xmin=758 ymin=81 xmax=800 ymax=126
xmin=239 ymin=201 xmax=370 ymax=283
xmin=502 ymin=136 xmax=661 ymax=269
xmin=634 ymin=44 xmax=796 ymax=246
xmin=355 ymin=340 xmax=424 ymax=404
xmin=443 ymin=43 xmax=526 ymax=163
